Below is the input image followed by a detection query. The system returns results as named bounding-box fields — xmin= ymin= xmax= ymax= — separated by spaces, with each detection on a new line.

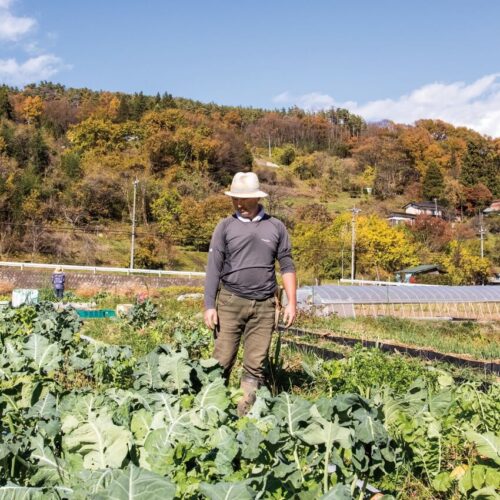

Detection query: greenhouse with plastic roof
xmin=295 ymin=284 xmax=500 ymax=320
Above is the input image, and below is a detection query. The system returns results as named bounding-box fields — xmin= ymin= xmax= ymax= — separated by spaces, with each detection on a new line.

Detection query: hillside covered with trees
xmin=0 ymin=82 xmax=498 ymax=284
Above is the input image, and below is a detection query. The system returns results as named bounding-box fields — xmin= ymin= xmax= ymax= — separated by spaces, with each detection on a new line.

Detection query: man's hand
xmin=282 ymin=303 xmax=296 ymax=328
xmin=281 ymin=272 xmax=297 ymax=328
xmin=204 ymin=308 xmax=218 ymax=330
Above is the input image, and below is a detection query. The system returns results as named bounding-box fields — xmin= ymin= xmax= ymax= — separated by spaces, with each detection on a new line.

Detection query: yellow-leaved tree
xmin=21 ymin=95 xmax=44 ymax=125
xmin=356 ymin=215 xmax=418 ymax=280
xmin=292 ymin=221 xmax=337 ymax=284
xmin=440 ymin=241 xmax=490 ymax=285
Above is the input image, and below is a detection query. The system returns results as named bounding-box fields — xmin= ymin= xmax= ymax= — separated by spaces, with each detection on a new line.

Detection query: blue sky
xmin=1 ymin=0 xmax=499 ymax=136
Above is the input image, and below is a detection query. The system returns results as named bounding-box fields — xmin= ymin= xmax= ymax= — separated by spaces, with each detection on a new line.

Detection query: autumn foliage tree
xmin=440 ymin=241 xmax=490 ymax=285
xmin=0 ymin=82 xmax=499 ymax=273
xmin=292 ymin=221 xmax=338 ymax=283
xmin=21 ymin=95 xmax=44 ymax=125
xmin=356 ymin=215 xmax=418 ymax=279
xmin=409 ymin=214 xmax=452 ymax=252
xmin=462 ymin=183 xmax=493 ymax=215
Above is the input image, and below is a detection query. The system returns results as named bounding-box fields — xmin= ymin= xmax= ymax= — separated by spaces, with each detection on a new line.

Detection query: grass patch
xmin=79 ymin=294 xmax=206 ymax=357
xmin=170 ymin=248 xmax=208 ymax=271
xmin=296 ymin=314 xmax=500 ymax=361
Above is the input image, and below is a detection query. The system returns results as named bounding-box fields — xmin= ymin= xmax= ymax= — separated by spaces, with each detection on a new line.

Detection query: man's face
xmin=232 ymin=197 xmax=260 ymax=218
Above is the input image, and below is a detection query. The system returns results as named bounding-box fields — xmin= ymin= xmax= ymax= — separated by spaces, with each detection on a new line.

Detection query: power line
xmin=0 ymin=220 xmax=150 ymax=236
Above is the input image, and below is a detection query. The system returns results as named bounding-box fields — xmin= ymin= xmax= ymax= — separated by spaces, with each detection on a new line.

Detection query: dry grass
xmin=0 ymin=280 xmax=14 ymax=295
xmin=73 ymin=284 xmax=101 ymax=298
xmin=73 ymin=282 xmax=159 ymax=299
xmin=113 ymin=284 xmax=149 ymax=297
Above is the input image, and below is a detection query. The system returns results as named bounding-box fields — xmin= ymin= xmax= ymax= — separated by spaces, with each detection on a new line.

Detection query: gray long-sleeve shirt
xmin=204 ymin=213 xmax=295 ymax=309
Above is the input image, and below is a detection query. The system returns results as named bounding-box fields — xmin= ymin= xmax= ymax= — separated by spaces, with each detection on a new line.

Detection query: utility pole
xmin=350 ymin=206 xmax=361 ymax=282
xmin=479 ymin=212 xmax=486 ymax=259
xmin=340 ymin=222 xmax=348 ymax=280
xmin=130 ymin=178 xmax=139 ymax=270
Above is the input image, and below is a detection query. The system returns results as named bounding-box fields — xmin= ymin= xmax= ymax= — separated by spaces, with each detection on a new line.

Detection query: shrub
xmin=0 ymin=280 xmax=14 ymax=295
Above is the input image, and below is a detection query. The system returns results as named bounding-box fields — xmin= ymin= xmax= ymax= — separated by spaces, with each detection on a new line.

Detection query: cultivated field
xmin=0 ymin=291 xmax=499 ymax=499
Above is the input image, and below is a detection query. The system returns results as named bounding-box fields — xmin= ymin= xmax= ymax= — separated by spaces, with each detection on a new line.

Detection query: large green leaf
xmin=466 ymin=431 xmax=500 ymax=466
xmin=130 ymin=409 xmax=153 ymax=446
xmin=27 ymin=392 xmax=58 ymax=420
xmin=93 ymin=464 xmax=176 ymax=500
xmin=3 ymin=341 xmax=25 ymax=372
xmin=158 ymin=350 xmax=192 ymax=393
xmin=23 ymin=334 xmax=62 ymax=372
xmin=432 ymin=471 xmax=453 ymax=492
xmin=210 ymin=426 xmax=239 ymax=475
xmin=428 ymin=390 xmax=453 ymax=418
xmin=298 ymin=406 xmax=352 ymax=450
xmin=193 ymin=378 xmax=229 ymax=425
xmin=332 ymin=393 xmax=370 ymax=413
xmin=199 ymin=481 xmax=254 ymax=500
xmin=320 ymin=484 xmax=352 ymax=500
xmin=354 ymin=415 xmax=388 ymax=444
xmin=272 ymin=393 xmax=311 ymax=436
xmin=470 ymin=486 xmax=500 ymax=500
xmin=237 ymin=421 xmax=266 ymax=460
xmin=27 ymin=391 xmax=61 ymax=437
xmin=142 ymin=411 xmax=195 ymax=473
xmin=297 ymin=407 xmax=353 ymax=494
xmin=29 ymin=435 xmax=70 ymax=485
xmin=70 ymin=469 xmax=116 ymax=497
xmin=133 ymin=351 xmax=163 ymax=390
xmin=0 ymin=484 xmax=47 ymax=499
xmin=62 ymin=413 xmax=132 ymax=470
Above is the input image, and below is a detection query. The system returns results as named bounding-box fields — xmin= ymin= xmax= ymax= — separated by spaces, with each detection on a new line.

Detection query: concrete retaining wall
xmin=0 ymin=268 xmax=204 ymax=292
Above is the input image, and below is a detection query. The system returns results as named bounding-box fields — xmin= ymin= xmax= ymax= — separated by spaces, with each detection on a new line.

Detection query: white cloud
xmin=0 ymin=1 xmax=69 ymax=84
xmin=0 ymin=54 xmax=68 ymax=85
xmin=273 ymin=91 xmax=292 ymax=104
xmin=0 ymin=2 xmax=36 ymax=41
xmin=274 ymin=74 xmax=500 ymax=138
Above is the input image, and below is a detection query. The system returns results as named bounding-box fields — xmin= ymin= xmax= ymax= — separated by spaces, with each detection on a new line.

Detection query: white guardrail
xmin=0 ymin=261 xmax=206 ymax=278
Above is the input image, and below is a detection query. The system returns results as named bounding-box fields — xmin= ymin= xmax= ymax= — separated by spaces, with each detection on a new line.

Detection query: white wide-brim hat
xmin=224 ymin=172 xmax=268 ymax=198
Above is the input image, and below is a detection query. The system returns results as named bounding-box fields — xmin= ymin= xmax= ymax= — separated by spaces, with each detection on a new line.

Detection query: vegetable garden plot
xmin=0 ymin=303 xmax=499 ymax=499
xmin=278 ymin=325 xmax=500 ymax=374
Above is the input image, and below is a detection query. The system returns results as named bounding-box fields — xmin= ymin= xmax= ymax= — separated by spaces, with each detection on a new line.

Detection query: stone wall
xmin=0 ymin=268 xmax=204 ymax=293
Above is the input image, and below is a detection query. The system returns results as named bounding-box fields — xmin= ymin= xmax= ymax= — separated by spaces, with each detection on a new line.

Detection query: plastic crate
xmin=12 ymin=289 xmax=39 ymax=307
xmin=76 ymin=309 xmax=116 ymax=319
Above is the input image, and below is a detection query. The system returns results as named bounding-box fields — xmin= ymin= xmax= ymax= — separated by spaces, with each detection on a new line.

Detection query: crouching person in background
xmin=204 ymin=172 xmax=297 ymax=416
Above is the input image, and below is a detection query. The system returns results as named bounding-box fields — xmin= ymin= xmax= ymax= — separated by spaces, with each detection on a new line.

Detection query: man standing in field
xmin=204 ymin=171 xmax=297 ymax=416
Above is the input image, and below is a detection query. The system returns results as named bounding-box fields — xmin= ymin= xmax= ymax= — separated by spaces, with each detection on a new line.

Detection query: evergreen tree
xmin=116 ymin=95 xmax=131 ymax=122
xmin=60 ymin=151 xmax=82 ymax=179
xmin=161 ymin=92 xmax=176 ymax=108
xmin=0 ymin=86 xmax=13 ymax=120
xmin=30 ymin=130 xmax=50 ymax=174
xmin=460 ymin=139 xmax=498 ymax=195
xmin=422 ymin=161 xmax=444 ymax=202
xmin=154 ymin=92 xmax=162 ymax=109
xmin=0 ymin=122 xmax=14 ymax=154
xmin=130 ymin=92 xmax=148 ymax=120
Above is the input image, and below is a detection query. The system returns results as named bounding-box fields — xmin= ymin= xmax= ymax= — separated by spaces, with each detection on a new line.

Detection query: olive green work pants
xmin=214 ymin=287 xmax=276 ymax=383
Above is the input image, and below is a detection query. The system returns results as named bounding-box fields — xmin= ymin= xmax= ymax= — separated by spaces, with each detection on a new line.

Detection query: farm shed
xmin=395 ymin=264 xmax=445 ymax=283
